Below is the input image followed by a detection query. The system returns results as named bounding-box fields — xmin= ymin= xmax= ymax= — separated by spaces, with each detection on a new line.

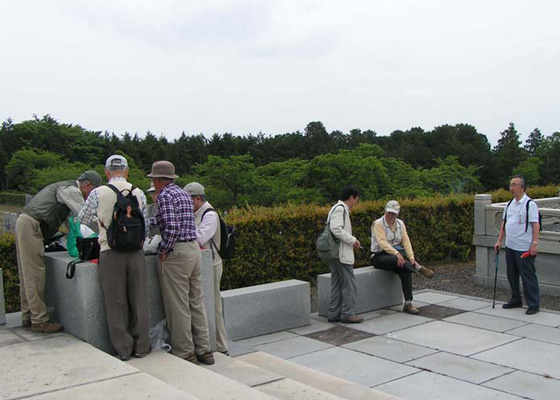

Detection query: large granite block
xmin=44 ymin=250 xmax=215 ymax=353
xmin=222 ymin=280 xmax=310 ymax=341
xmin=0 ymin=268 xmax=6 ymax=325
xmin=318 ymin=266 xmax=402 ymax=317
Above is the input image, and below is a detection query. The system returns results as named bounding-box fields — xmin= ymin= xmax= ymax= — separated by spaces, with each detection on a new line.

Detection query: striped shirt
xmin=151 ymin=182 xmax=198 ymax=254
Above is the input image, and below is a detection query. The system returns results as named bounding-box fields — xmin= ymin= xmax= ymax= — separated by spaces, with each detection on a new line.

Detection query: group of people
xmin=15 ymin=155 xmax=229 ymax=364
xmin=326 ymin=175 xmax=541 ymax=324
xmin=14 ymin=164 xmax=542 ymax=363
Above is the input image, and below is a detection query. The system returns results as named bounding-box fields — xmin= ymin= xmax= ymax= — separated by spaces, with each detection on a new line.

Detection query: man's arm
xmin=400 ymin=223 xmax=415 ymax=263
xmin=157 ymin=193 xmax=179 ymax=255
xmin=494 ymin=220 xmax=506 ymax=253
xmin=529 ymin=201 xmax=539 ymax=256
xmin=58 ymin=185 xmax=85 ymax=216
xmin=197 ymin=211 xmax=218 ymax=247
xmin=329 ymin=206 xmax=356 ymax=246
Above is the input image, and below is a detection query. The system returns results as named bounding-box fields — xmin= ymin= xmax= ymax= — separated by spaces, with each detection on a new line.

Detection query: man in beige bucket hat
xmin=148 ymin=161 xmax=214 ymax=365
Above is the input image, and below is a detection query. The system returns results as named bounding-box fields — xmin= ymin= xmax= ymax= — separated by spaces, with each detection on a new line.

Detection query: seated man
xmin=370 ymin=200 xmax=434 ymax=314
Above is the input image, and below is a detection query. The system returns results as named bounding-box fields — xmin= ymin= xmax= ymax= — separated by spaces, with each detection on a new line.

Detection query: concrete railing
xmin=473 ymin=194 xmax=560 ymax=296
xmin=0 ymin=268 xmax=6 ymax=325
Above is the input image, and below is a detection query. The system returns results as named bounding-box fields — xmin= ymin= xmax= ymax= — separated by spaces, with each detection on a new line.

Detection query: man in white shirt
xmin=494 ymin=175 xmax=540 ymax=315
xmin=184 ymin=182 xmax=229 ymax=354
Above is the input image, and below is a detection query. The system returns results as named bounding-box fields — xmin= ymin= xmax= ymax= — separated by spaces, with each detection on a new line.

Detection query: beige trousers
xmin=158 ymin=241 xmax=211 ymax=359
xmin=15 ymin=213 xmax=48 ymax=324
xmin=212 ymin=259 xmax=228 ymax=352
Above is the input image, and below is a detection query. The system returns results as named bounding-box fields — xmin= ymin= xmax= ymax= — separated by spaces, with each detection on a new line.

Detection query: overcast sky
xmin=1 ymin=0 xmax=559 ymax=145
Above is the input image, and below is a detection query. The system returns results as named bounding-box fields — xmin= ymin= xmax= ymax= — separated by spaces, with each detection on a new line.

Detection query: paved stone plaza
xmin=1 ymin=289 xmax=560 ymax=400
xmin=234 ymin=290 xmax=560 ymax=400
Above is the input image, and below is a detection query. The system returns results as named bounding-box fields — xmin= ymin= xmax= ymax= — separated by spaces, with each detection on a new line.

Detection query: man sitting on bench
xmin=370 ymin=200 xmax=434 ymax=314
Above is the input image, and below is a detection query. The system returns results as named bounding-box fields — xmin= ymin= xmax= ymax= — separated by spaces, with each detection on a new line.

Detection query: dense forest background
xmin=1 ymin=115 xmax=558 ymax=209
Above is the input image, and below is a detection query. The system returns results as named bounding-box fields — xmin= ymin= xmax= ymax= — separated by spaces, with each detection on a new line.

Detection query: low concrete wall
xmin=473 ymin=194 xmax=560 ymax=296
xmin=0 ymin=268 xmax=6 ymax=325
xmin=318 ymin=266 xmax=402 ymax=317
xmin=44 ymin=250 xmax=216 ymax=354
xmin=222 ymin=280 xmax=310 ymax=341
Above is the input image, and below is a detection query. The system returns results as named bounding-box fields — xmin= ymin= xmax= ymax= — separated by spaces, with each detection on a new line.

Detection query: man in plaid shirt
xmin=148 ymin=161 xmax=214 ymax=365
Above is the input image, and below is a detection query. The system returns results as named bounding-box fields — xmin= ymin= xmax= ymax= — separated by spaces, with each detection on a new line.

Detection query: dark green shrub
xmin=0 ymin=234 xmax=18 ymax=312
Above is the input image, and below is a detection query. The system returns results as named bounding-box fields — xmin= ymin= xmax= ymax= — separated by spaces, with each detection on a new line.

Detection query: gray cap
xmin=78 ymin=170 xmax=102 ymax=187
xmin=183 ymin=182 xmax=205 ymax=196
xmin=105 ymin=155 xmax=128 ymax=169
xmin=385 ymin=200 xmax=400 ymax=215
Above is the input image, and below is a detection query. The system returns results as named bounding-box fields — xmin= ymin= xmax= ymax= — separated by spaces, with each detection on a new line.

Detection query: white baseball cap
xmin=105 ymin=155 xmax=128 ymax=169
xmin=385 ymin=200 xmax=401 ymax=215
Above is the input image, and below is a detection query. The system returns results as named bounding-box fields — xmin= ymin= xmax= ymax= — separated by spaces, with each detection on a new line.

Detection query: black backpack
xmin=105 ymin=184 xmax=146 ymax=251
xmin=201 ymin=208 xmax=235 ymax=259
xmin=504 ymin=198 xmax=543 ymax=232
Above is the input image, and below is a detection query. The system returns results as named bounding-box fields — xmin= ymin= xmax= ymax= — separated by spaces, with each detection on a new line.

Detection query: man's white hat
xmin=385 ymin=200 xmax=401 ymax=215
xmin=183 ymin=182 xmax=205 ymax=196
xmin=105 ymin=155 xmax=128 ymax=169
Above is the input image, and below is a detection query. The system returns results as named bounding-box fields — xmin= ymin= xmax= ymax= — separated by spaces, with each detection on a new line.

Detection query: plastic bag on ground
xmin=150 ymin=319 xmax=171 ymax=353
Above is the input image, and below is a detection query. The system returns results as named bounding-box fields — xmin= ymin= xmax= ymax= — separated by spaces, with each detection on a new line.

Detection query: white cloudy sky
xmin=1 ymin=0 xmax=559 ymax=145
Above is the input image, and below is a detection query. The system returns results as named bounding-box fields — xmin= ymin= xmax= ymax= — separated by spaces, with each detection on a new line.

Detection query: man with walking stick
xmin=494 ymin=175 xmax=541 ymax=315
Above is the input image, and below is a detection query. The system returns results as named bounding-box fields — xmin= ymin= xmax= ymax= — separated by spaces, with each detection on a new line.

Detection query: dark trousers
xmin=98 ymin=249 xmax=150 ymax=358
xmin=505 ymin=247 xmax=540 ymax=308
xmin=327 ymin=259 xmax=357 ymax=320
xmin=372 ymin=253 xmax=414 ymax=301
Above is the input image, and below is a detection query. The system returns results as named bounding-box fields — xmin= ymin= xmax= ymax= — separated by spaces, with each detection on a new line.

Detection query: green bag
xmin=67 ymin=217 xmax=82 ymax=258
xmin=316 ymin=204 xmax=346 ymax=261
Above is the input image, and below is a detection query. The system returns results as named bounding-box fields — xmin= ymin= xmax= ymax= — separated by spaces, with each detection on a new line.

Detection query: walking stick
xmin=492 ymin=251 xmax=499 ymax=308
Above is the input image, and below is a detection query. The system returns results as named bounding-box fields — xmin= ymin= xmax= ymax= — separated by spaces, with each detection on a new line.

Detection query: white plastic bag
xmin=150 ymin=319 xmax=171 ymax=352
xmin=144 ymin=234 xmax=162 ymax=254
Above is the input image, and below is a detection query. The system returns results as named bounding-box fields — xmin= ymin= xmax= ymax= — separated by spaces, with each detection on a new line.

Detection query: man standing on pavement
xmin=184 ymin=182 xmax=229 ymax=355
xmin=494 ymin=175 xmax=541 ymax=315
xmin=78 ymin=155 xmax=151 ymax=360
xmin=148 ymin=161 xmax=214 ymax=365
xmin=15 ymin=170 xmax=101 ymax=332
xmin=326 ymin=186 xmax=363 ymax=324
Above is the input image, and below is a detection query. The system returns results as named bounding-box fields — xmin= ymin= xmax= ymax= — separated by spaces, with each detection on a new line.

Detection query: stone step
xmin=203 ymin=352 xmax=346 ymax=400
xmin=128 ymin=350 xmax=278 ymax=400
xmin=237 ymin=351 xmax=404 ymax=400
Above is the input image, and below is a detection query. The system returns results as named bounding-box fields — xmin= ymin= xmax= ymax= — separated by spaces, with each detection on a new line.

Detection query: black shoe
xmin=502 ymin=302 xmax=522 ymax=309
xmin=117 ymin=354 xmax=131 ymax=361
xmin=526 ymin=307 xmax=540 ymax=315
xmin=327 ymin=317 xmax=340 ymax=323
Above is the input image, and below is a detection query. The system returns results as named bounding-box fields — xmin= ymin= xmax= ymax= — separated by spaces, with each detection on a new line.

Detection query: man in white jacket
xmin=327 ymin=186 xmax=363 ymax=323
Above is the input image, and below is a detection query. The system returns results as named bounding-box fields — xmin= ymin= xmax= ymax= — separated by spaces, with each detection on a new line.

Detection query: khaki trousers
xmin=212 ymin=259 xmax=228 ymax=352
xmin=159 ymin=241 xmax=211 ymax=359
xmin=15 ymin=213 xmax=48 ymax=324
xmin=98 ymin=249 xmax=150 ymax=358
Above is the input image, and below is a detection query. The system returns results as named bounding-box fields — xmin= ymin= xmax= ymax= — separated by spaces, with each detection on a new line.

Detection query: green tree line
xmin=1 ymin=115 xmax=559 ymax=209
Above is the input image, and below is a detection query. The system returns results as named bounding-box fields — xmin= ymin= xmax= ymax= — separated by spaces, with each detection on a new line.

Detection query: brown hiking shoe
xmin=341 ymin=315 xmax=363 ymax=324
xmin=184 ymin=353 xmax=199 ymax=364
xmin=418 ymin=265 xmax=434 ymax=279
xmin=197 ymin=351 xmax=215 ymax=365
xmin=31 ymin=321 xmax=63 ymax=333
xmin=403 ymin=303 xmax=419 ymax=315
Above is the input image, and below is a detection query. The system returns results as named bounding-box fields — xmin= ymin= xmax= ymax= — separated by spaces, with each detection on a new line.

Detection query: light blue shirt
xmin=503 ymin=194 xmax=539 ymax=251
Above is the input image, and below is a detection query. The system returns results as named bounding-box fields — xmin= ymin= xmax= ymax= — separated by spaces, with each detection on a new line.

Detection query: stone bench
xmin=44 ymin=250 xmax=216 ymax=353
xmin=318 ymin=266 xmax=402 ymax=317
xmin=0 ymin=268 xmax=6 ymax=325
xmin=222 ymin=280 xmax=310 ymax=341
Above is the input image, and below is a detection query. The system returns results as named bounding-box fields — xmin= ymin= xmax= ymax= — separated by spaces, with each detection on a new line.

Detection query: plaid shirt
xmin=151 ymin=182 xmax=198 ymax=254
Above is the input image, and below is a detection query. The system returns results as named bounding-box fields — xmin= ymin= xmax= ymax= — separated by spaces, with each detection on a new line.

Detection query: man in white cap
xmin=78 ymin=155 xmax=150 ymax=361
xmin=148 ymin=161 xmax=214 ymax=365
xmin=370 ymin=200 xmax=434 ymax=314
xmin=15 ymin=169 xmax=101 ymax=332
xmin=184 ymin=182 xmax=229 ymax=355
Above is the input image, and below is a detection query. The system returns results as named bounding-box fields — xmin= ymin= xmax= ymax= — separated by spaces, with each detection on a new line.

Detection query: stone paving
xmin=234 ymin=290 xmax=560 ymax=400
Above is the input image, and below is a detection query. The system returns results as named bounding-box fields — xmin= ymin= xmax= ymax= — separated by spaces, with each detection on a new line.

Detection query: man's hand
xmin=494 ymin=240 xmax=501 ymax=254
xmin=353 ymin=239 xmax=361 ymax=250
xmin=410 ymin=259 xmax=419 ymax=269
xmin=159 ymin=252 xmax=167 ymax=262
xmin=396 ymin=253 xmax=405 ymax=268
xmin=530 ymin=243 xmax=538 ymax=256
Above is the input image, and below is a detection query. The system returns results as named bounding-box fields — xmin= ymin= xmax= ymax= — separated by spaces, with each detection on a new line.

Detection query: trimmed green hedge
xmin=0 ymin=192 xmax=27 ymax=206
xmin=2 ymin=186 xmax=558 ymax=311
